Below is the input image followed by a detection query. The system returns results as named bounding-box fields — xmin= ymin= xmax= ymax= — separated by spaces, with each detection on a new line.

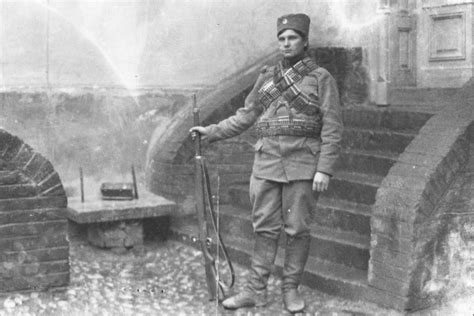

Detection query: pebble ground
xmin=0 ymin=240 xmax=470 ymax=315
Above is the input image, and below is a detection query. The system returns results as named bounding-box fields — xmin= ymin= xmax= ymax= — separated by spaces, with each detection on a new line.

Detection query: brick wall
xmin=0 ymin=129 xmax=69 ymax=292
xmin=369 ymin=95 xmax=474 ymax=310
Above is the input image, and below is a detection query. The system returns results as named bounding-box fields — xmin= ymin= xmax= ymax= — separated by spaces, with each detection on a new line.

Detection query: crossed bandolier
xmin=255 ymin=57 xmax=323 ymax=139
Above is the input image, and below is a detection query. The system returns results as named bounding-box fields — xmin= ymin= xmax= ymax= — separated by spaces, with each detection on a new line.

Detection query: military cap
xmin=277 ymin=13 xmax=310 ymax=37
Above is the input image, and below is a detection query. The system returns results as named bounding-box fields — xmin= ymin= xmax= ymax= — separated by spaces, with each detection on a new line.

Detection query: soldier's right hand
xmin=189 ymin=126 xmax=208 ymax=140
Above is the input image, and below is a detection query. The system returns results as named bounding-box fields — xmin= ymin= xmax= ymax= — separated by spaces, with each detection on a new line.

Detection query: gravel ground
xmin=0 ymin=240 xmax=469 ymax=316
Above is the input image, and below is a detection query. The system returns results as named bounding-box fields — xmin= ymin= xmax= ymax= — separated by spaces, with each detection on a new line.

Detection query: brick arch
xmin=0 ymin=128 xmax=69 ymax=293
xmin=0 ymin=129 xmax=66 ymax=199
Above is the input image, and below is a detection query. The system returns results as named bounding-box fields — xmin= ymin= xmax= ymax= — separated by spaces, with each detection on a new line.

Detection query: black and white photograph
xmin=0 ymin=0 xmax=473 ymax=315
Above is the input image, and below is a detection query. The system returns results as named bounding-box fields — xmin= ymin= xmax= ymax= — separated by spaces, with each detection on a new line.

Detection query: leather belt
xmin=255 ymin=117 xmax=322 ymax=138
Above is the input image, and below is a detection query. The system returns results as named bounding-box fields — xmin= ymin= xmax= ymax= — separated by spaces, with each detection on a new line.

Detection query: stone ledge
xmin=66 ymin=190 xmax=176 ymax=224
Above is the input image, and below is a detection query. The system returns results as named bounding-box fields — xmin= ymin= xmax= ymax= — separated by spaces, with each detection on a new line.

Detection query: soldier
xmin=190 ymin=13 xmax=343 ymax=313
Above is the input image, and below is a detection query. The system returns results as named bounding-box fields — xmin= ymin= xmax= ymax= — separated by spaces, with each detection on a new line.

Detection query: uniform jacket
xmin=205 ymin=57 xmax=343 ymax=183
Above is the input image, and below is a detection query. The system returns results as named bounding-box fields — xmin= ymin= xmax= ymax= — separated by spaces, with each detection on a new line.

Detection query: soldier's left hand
xmin=312 ymin=172 xmax=330 ymax=192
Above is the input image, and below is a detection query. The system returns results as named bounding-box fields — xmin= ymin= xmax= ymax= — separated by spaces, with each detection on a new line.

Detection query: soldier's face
xmin=278 ymin=29 xmax=307 ymax=58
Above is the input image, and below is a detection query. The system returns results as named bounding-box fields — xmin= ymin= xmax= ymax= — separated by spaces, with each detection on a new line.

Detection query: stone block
xmin=87 ymin=220 xmax=143 ymax=248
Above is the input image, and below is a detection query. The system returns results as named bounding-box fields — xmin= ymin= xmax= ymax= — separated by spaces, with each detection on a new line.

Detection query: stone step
xmin=217 ymin=197 xmax=372 ymax=238
xmin=341 ymin=127 xmax=416 ymax=154
xmin=205 ymin=204 xmax=370 ymax=270
xmin=342 ymin=106 xmax=433 ymax=132
xmin=336 ymin=148 xmax=397 ymax=176
xmin=170 ymin=221 xmax=373 ymax=302
xmin=388 ymin=87 xmax=458 ymax=108
xmin=228 ymin=171 xmax=382 ymax=209
xmin=316 ymin=197 xmax=372 ymax=236
xmin=325 ymin=171 xmax=383 ymax=205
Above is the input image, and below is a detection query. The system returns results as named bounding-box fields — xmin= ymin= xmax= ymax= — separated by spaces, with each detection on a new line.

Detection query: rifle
xmin=192 ymin=94 xmax=235 ymax=301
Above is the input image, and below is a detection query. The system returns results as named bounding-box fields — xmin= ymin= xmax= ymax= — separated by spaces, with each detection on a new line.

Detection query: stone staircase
xmin=170 ymin=105 xmax=433 ymax=301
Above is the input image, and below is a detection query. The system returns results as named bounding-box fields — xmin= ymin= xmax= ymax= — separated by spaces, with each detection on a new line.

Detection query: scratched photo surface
xmin=0 ymin=0 xmax=473 ymax=315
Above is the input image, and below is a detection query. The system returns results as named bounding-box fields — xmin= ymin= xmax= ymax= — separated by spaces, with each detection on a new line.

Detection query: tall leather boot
xmin=282 ymin=235 xmax=310 ymax=313
xmin=222 ymin=234 xmax=278 ymax=309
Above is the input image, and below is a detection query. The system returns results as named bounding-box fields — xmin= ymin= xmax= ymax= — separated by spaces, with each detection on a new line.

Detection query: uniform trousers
xmin=249 ymin=174 xmax=319 ymax=240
